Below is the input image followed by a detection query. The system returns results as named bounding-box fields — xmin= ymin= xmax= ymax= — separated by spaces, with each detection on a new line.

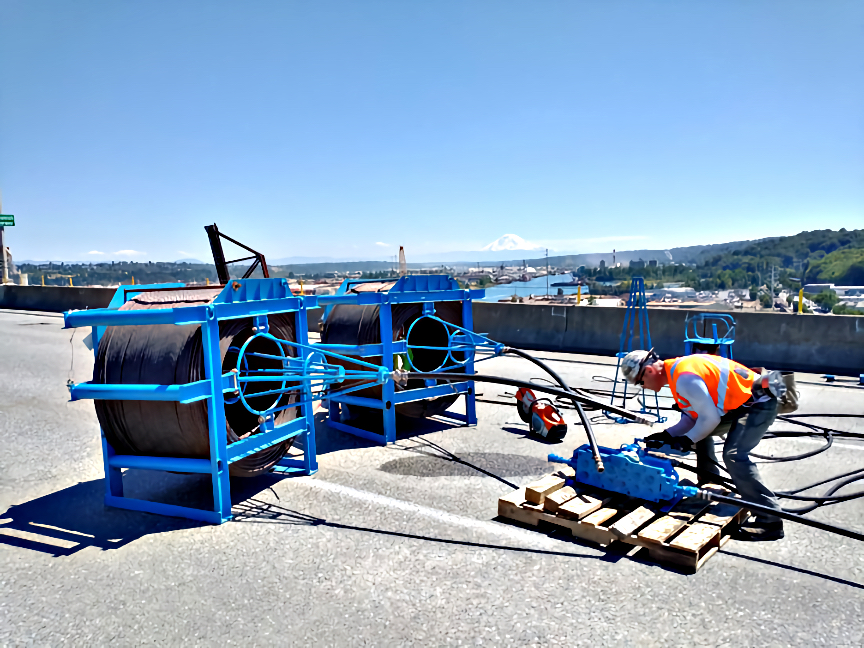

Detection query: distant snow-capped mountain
xmin=481 ymin=234 xmax=544 ymax=252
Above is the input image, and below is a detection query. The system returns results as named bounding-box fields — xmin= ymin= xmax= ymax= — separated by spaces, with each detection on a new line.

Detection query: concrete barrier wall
xmin=474 ymin=302 xmax=864 ymax=376
xmin=3 ymin=286 xmax=862 ymax=375
xmin=0 ymin=285 xmax=115 ymax=313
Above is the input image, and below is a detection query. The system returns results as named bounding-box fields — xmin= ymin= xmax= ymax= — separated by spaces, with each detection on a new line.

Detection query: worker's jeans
xmin=696 ymin=397 xmax=782 ymax=523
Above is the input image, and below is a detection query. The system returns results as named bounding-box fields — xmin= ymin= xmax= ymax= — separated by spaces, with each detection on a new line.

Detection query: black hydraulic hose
xmin=782 ymin=413 xmax=864 ymax=419
xmin=399 ymin=372 xmax=653 ymax=425
xmin=699 ymin=490 xmax=864 ymax=543
xmin=781 ymin=475 xmax=864 ymax=514
xmin=502 ymin=348 xmax=570 ymax=391
xmin=751 ymin=431 xmax=833 ymax=462
xmin=780 ymin=467 xmax=864 ymax=495
xmin=775 ymin=414 xmax=864 ymax=440
xmin=503 ymin=348 xmax=605 ymax=473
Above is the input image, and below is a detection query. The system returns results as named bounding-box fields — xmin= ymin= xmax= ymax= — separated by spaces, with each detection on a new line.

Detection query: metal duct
xmin=93 ymin=288 xmax=299 ymax=477
xmin=321 ymin=299 xmax=463 ymax=419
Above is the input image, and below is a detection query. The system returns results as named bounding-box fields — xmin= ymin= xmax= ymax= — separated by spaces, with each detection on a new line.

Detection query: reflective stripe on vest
xmin=668 ymin=357 xmax=703 ymax=417
xmin=707 ymin=355 xmax=730 ymax=416
xmin=665 ymin=355 xmax=755 ymax=419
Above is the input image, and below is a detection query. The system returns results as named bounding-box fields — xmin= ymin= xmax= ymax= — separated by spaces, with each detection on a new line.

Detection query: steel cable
xmin=94 ymin=289 xmax=299 ymax=477
xmin=321 ymin=300 xmax=465 ymax=419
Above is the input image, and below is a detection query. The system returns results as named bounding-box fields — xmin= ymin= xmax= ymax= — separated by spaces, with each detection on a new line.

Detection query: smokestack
xmin=398 ymin=246 xmax=407 ymax=276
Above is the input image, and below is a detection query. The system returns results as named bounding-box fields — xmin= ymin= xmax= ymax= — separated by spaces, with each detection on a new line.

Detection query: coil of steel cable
xmin=93 ymin=288 xmax=299 ymax=477
xmin=321 ymin=293 xmax=463 ymax=419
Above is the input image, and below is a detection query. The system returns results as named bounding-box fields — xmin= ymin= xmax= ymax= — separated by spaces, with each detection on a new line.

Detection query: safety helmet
xmin=620 ymin=348 xmax=658 ymax=385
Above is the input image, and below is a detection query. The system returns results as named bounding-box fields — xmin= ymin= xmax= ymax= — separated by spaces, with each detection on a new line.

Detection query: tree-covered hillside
xmin=698 ymin=228 xmax=864 ymax=285
xmin=583 ymin=228 xmax=864 ymax=294
xmin=806 ymin=248 xmax=864 ymax=285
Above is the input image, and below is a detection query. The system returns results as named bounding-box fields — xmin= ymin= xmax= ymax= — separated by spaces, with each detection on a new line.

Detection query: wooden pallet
xmin=498 ymin=471 xmax=748 ymax=573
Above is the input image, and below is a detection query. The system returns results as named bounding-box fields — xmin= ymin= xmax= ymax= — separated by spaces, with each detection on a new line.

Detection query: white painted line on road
xmin=300 ymin=477 xmax=565 ymax=550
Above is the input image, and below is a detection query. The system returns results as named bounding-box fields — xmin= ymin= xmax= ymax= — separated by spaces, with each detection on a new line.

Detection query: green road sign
xmin=0 ymin=215 xmax=14 ymax=226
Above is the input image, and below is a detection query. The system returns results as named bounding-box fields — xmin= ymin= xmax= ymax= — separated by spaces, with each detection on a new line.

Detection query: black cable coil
xmin=321 ymin=300 xmax=464 ymax=419
xmin=93 ymin=289 xmax=299 ymax=477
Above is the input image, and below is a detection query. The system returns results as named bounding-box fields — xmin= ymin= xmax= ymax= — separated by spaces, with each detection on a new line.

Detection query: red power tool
xmin=515 ymin=388 xmax=568 ymax=440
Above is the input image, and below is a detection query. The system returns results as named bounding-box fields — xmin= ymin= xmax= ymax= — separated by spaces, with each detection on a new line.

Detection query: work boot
xmin=732 ymin=518 xmax=785 ymax=542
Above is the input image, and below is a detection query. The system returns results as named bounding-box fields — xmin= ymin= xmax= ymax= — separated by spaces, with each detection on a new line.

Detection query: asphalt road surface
xmin=1 ymin=308 xmax=862 ymax=646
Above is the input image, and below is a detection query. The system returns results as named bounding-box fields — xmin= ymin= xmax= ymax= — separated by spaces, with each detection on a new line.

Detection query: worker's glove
xmin=644 ymin=431 xmax=695 ymax=455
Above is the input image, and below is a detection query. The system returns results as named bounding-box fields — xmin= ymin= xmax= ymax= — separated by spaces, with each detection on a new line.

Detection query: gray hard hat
xmin=620 ymin=348 xmax=657 ymax=385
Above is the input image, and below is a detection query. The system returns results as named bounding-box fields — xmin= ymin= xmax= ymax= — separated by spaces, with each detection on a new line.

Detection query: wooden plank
xmin=609 ymin=507 xmax=656 ymax=539
xmin=498 ymin=488 xmax=541 ymax=527
xmin=553 ymin=515 xmax=618 ymax=546
xmin=699 ymin=502 xmax=743 ymax=527
xmin=669 ymin=496 xmax=710 ymax=518
xmin=669 ymin=522 xmax=720 ymax=553
xmin=497 ymin=487 xmax=616 ymax=545
xmin=524 ymin=475 xmax=565 ymax=505
xmin=556 ymin=493 xmax=604 ymax=520
xmin=543 ymin=486 xmax=578 ymax=513
xmin=646 ymin=545 xmax=698 ymax=570
xmin=553 ymin=465 xmax=576 ymax=479
xmin=693 ymin=546 xmax=720 ymax=571
xmin=581 ymin=508 xmax=618 ymax=528
xmin=701 ymin=483 xmax=732 ymax=495
xmin=638 ymin=516 xmax=688 ymax=544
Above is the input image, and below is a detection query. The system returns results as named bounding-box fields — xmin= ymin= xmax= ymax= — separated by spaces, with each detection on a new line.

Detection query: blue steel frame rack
xmin=683 ymin=312 xmax=736 ymax=359
xmin=606 ymin=277 xmax=666 ymax=424
xmin=317 ymin=275 xmax=484 ymax=445
xmin=63 ymin=279 xmax=319 ymax=524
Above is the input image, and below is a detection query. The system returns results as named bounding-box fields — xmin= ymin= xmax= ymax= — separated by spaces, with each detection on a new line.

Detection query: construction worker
xmin=620 ymin=349 xmax=790 ymax=541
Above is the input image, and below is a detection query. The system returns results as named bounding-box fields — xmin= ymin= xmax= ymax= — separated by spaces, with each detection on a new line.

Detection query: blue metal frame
xmin=606 ymin=277 xmax=666 ymax=424
xmin=317 ymin=275 xmax=485 ymax=444
xmin=684 ymin=313 xmax=736 ymax=359
xmin=64 ymin=279 xmax=321 ymax=524
xmin=404 ymin=314 xmax=505 ymax=372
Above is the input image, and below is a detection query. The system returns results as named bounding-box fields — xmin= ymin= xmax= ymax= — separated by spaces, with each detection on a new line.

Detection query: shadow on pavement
xmin=313 ymin=408 xmax=478 ymax=456
xmin=381 ymin=436 xmax=551 ymax=489
xmin=0 ymin=470 xmax=284 ymax=557
xmin=720 ymin=549 xmax=864 ymax=591
xmin=500 ymin=425 xmax=565 ymax=445
xmin=378 ymin=452 xmax=549 ymax=480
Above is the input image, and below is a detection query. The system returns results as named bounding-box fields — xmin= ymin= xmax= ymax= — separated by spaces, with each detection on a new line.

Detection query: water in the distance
xmin=478 ymin=274 xmax=590 ymax=302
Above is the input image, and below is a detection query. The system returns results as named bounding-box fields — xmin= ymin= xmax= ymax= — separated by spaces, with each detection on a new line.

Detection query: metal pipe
xmin=108 ymin=454 xmax=213 ymax=474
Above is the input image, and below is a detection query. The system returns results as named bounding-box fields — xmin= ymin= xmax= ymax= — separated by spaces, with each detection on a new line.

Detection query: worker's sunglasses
xmin=634 ymin=348 xmax=656 ymax=386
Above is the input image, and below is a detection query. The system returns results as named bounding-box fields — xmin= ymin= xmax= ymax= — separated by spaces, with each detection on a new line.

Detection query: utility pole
xmin=545 ymin=248 xmax=549 ymax=296
xmin=771 ymin=265 xmax=775 ymax=302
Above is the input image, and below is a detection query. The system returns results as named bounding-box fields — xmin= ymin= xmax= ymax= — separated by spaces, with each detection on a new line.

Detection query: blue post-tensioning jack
xmin=549 ymin=443 xmax=698 ymax=505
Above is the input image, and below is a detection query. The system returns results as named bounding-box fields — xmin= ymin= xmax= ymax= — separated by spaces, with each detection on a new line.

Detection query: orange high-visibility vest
xmin=663 ymin=355 xmax=757 ymax=419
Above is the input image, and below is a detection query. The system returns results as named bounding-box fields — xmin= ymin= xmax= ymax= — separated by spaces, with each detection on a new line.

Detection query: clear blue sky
xmin=1 ymin=1 xmax=862 ymax=262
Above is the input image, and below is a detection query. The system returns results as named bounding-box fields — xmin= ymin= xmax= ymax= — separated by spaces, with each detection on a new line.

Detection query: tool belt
xmin=748 ymin=370 xmax=799 ymax=414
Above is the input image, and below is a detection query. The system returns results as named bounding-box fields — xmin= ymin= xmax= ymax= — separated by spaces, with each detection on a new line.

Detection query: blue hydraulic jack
xmin=549 ymin=443 xmax=697 ymax=507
